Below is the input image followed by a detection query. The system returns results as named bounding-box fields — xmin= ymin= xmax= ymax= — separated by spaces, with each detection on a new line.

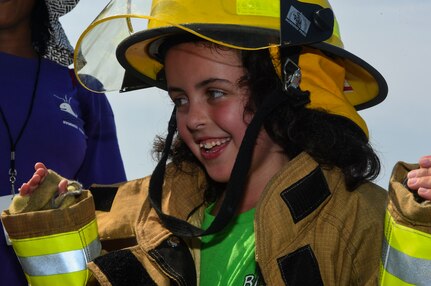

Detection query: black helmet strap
xmin=280 ymin=46 xmax=311 ymax=108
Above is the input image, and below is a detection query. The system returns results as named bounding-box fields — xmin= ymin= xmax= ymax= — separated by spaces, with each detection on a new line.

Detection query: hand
xmin=19 ymin=162 xmax=68 ymax=196
xmin=407 ymin=156 xmax=431 ymax=200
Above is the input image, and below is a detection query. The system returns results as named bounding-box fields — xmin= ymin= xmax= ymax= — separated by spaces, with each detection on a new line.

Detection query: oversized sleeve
xmin=0 ymin=171 xmax=147 ymax=286
xmin=1 ymin=190 xmax=100 ymax=286
xmin=380 ymin=161 xmax=431 ymax=285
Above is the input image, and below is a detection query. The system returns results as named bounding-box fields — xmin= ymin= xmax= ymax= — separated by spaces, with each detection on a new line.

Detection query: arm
xmin=73 ymin=75 xmax=127 ymax=187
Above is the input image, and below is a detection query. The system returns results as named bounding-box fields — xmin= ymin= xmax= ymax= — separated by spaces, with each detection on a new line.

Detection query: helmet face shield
xmin=74 ymin=0 xmax=386 ymax=112
xmin=74 ymin=0 xmax=342 ymax=92
xmin=74 ymin=0 xmax=152 ymax=92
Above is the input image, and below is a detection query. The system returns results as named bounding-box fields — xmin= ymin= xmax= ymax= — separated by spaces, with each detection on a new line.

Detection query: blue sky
xmin=61 ymin=0 xmax=431 ymax=188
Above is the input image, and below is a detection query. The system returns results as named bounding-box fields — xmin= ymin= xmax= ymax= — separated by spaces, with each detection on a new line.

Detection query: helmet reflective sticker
xmin=280 ymin=1 xmax=334 ymax=46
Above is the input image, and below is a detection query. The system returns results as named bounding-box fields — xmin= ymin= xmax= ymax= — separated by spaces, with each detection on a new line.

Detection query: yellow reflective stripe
xmin=18 ymin=238 xmax=101 ymax=276
xmin=381 ymin=235 xmax=431 ymax=284
xmin=10 ymin=219 xmax=100 ymax=286
xmin=24 ymin=269 xmax=91 ymax=286
xmin=380 ymin=264 xmax=415 ymax=286
xmin=384 ymin=211 xmax=431 ymax=259
xmin=12 ymin=219 xmax=98 ymax=257
xmin=381 ymin=211 xmax=431 ymax=285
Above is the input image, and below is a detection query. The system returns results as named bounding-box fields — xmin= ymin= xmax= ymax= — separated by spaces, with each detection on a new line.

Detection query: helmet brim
xmin=117 ymin=24 xmax=387 ymax=110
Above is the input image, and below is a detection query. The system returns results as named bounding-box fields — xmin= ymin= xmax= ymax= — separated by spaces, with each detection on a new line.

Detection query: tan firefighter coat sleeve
xmin=380 ymin=161 xmax=431 ymax=285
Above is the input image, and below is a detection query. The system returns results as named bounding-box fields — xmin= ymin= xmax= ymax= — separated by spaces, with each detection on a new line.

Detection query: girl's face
xmin=165 ymin=42 xmax=286 ymax=183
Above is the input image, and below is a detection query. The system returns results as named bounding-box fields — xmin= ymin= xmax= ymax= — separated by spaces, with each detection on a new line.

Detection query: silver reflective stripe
xmin=18 ymin=238 xmax=101 ymax=276
xmin=382 ymin=237 xmax=431 ymax=285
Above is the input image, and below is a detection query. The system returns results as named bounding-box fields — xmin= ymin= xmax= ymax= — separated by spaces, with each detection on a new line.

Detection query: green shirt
xmin=200 ymin=205 xmax=259 ymax=285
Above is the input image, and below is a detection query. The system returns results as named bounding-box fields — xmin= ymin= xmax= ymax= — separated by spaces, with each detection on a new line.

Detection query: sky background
xmin=61 ymin=0 xmax=430 ymax=188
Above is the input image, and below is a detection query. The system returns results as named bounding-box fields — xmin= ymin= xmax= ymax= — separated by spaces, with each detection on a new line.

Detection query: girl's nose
xmin=186 ymin=102 xmax=207 ymax=131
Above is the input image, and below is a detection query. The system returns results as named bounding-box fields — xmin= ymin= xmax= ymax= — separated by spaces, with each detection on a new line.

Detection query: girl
xmin=8 ymin=0 xmax=431 ymax=285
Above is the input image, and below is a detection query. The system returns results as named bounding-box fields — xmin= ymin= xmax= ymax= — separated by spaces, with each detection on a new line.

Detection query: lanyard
xmin=0 ymin=57 xmax=41 ymax=196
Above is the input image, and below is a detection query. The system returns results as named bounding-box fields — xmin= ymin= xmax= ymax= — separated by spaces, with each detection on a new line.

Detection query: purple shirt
xmin=0 ymin=52 xmax=126 ymax=285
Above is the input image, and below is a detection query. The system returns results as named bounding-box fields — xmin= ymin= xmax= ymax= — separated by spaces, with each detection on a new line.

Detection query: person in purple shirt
xmin=0 ymin=0 xmax=126 ymax=284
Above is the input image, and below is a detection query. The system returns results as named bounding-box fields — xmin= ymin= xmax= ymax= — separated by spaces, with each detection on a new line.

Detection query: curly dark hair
xmin=153 ymin=42 xmax=380 ymax=191
xmin=31 ymin=0 xmax=51 ymax=56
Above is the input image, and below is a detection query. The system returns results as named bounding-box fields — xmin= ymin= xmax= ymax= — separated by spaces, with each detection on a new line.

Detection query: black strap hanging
xmin=0 ymin=57 xmax=41 ymax=196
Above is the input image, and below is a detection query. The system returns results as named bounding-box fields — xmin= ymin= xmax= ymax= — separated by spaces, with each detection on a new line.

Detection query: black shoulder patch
xmin=89 ymin=186 xmax=118 ymax=212
xmin=278 ymin=245 xmax=323 ymax=286
xmin=280 ymin=167 xmax=330 ymax=223
xmin=93 ymin=249 xmax=157 ymax=286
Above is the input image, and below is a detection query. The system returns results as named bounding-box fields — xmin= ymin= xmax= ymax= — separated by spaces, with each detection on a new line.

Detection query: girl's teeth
xmin=200 ymin=139 xmax=229 ymax=149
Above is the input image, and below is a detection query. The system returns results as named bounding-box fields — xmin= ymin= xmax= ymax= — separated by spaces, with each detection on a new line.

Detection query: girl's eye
xmin=172 ymin=97 xmax=188 ymax=107
xmin=208 ymin=89 xmax=225 ymax=99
